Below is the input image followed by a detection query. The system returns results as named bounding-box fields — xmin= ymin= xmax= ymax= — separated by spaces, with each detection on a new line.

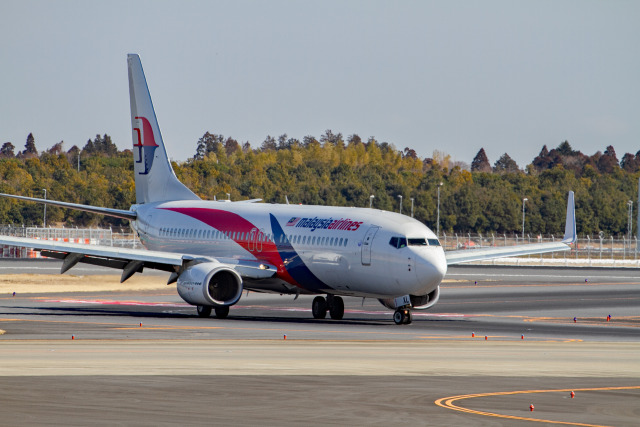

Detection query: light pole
xmin=398 ymin=195 xmax=403 ymax=215
xmin=522 ymin=197 xmax=528 ymax=239
xmin=436 ymin=182 xmax=443 ymax=237
xmin=410 ymin=198 xmax=414 ymax=218
xmin=42 ymin=189 xmax=47 ymax=228
xmin=369 ymin=195 xmax=375 ymax=209
xmin=627 ymin=200 xmax=633 ymax=244
xmin=226 ymin=193 xmax=231 ymax=201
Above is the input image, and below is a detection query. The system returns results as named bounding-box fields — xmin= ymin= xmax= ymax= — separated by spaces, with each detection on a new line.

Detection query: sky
xmin=1 ymin=0 xmax=639 ymax=167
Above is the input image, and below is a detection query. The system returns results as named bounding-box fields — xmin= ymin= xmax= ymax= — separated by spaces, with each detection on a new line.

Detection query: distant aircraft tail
xmin=127 ymin=54 xmax=200 ymax=204
xmin=562 ymin=191 xmax=576 ymax=243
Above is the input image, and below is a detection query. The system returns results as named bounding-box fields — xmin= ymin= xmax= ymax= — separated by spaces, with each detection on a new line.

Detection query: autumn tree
xmin=596 ymin=145 xmax=619 ymax=174
xmin=471 ymin=148 xmax=491 ymax=172
xmin=621 ymin=151 xmax=640 ymax=172
xmin=493 ymin=153 xmax=519 ymax=173
xmin=531 ymin=145 xmax=551 ymax=171
xmin=83 ymin=134 xmax=118 ymax=157
xmin=261 ymin=135 xmax=277 ymax=151
xmin=0 ymin=142 xmax=15 ymax=158
xmin=19 ymin=133 xmax=38 ymax=158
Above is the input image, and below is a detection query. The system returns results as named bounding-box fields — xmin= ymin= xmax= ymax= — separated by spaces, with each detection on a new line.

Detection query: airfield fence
xmin=0 ymin=226 xmax=140 ymax=258
xmin=440 ymin=232 xmax=640 ymax=267
xmin=1 ymin=226 xmax=640 ymax=267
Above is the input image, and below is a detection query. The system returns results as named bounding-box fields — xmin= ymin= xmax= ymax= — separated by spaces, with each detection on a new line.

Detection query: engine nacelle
xmin=176 ymin=262 xmax=243 ymax=307
xmin=409 ymin=286 xmax=440 ymax=310
xmin=378 ymin=286 xmax=440 ymax=310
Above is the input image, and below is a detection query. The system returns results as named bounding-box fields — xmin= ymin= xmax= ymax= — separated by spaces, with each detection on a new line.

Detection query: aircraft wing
xmin=445 ymin=241 xmax=570 ymax=265
xmin=445 ymin=191 xmax=576 ymax=266
xmin=0 ymin=235 xmax=277 ymax=283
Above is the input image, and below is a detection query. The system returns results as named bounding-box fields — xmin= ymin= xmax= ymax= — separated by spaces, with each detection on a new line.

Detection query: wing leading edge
xmin=0 ymin=235 xmax=276 ymax=283
xmin=445 ymin=191 xmax=576 ymax=266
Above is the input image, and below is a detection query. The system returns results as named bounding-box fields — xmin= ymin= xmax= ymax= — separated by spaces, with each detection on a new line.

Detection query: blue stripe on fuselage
xmin=269 ymin=214 xmax=331 ymax=293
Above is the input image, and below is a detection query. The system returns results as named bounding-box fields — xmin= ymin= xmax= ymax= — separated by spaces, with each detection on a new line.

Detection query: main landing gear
xmin=196 ymin=305 xmax=229 ymax=319
xmin=393 ymin=307 xmax=412 ymax=325
xmin=312 ymin=295 xmax=344 ymax=320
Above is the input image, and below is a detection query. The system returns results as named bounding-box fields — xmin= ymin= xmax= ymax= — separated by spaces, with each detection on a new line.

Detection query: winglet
xmin=562 ymin=191 xmax=576 ymax=244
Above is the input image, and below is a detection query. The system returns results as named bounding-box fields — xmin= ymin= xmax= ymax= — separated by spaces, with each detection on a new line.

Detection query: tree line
xmin=0 ymin=131 xmax=638 ymax=237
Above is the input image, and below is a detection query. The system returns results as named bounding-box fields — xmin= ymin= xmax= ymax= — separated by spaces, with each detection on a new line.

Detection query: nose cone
xmin=415 ymin=248 xmax=447 ymax=294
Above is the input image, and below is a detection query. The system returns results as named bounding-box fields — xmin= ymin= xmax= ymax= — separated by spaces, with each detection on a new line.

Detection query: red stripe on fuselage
xmin=161 ymin=207 xmax=302 ymax=288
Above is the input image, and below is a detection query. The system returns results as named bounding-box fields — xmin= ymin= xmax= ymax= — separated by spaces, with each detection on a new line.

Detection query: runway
xmin=0 ymin=262 xmax=638 ymax=426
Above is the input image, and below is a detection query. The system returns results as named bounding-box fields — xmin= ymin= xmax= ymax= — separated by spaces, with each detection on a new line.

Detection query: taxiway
xmin=0 ymin=262 xmax=638 ymax=426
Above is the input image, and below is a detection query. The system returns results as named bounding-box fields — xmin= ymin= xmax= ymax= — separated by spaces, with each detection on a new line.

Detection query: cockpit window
xmin=389 ymin=237 xmax=407 ymax=249
xmin=428 ymin=238 xmax=441 ymax=246
xmin=408 ymin=238 xmax=427 ymax=246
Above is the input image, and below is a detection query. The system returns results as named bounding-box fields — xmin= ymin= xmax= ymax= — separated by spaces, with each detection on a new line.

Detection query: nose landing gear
xmin=393 ymin=307 xmax=412 ymax=325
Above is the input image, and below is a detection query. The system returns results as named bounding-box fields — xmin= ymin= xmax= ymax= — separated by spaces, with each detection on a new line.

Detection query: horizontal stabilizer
xmin=0 ymin=193 xmax=137 ymax=220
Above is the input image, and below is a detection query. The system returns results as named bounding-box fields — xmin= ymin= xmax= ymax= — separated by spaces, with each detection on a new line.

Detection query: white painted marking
xmin=449 ymin=273 xmax=634 ymax=279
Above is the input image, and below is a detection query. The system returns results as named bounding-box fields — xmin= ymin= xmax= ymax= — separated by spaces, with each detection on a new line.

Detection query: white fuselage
xmin=132 ymin=200 xmax=447 ymax=300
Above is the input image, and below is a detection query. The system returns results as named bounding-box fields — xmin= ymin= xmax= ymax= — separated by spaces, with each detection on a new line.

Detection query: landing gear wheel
xmin=197 ymin=305 xmax=212 ymax=318
xmin=329 ymin=296 xmax=344 ymax=320
xmin=393 ymin=310 xmax=405 ymax=325
xmin=393 ymin=308 xmax=412 ymax=325
xmin=214 ymin=306 xmax=230 ymax=319
xmin=404 ymin=310 xmax=412 ymax=325
xmin=312 ymin=296 xmax=327 ymax=319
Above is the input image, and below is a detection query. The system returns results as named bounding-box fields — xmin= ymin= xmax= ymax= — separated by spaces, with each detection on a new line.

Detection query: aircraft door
xmin=361 ymin=226 xmax=380 ymax=266
xmin=248 ymin=228 xmax=263 ymax=253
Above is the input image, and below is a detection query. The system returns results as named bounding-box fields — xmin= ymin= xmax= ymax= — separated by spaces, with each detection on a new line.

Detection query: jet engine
xmin=176 ymin=262 xmax=243 ymax=307
xmin=378 ymin=286 xmax=440 ymax=310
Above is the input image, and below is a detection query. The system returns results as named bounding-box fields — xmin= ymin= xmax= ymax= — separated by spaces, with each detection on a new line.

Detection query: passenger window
xmin=344 ymin=239 xmax=348 ymax=246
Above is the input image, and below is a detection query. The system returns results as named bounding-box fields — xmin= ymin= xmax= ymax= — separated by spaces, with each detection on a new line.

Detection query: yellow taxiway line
xmin=435 ymin=386 xmax=640 ymax=426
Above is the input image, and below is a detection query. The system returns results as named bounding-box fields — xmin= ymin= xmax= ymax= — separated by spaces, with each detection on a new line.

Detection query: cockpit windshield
xmin=408 ymin=238 xmax=427 ymax=246
xmin=389 ymin=237 xmax=407 ymax=248
xmin=390 ymin=236 xmax=441 ymax=248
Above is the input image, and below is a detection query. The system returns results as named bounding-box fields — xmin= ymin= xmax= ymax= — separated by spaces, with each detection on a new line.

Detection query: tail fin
xmin=127 ymin=54 xmax=200 ymax=204
xmin=562 ymin=191 xmax=576 ymax=243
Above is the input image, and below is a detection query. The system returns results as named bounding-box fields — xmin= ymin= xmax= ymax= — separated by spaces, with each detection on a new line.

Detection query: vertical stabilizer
xmin=127 ymin=54 xmax=200 ymax=204
xmin=562 ymin=191 xmax=576 ymax=243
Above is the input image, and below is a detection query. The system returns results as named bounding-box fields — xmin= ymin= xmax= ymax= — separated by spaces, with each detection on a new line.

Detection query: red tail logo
xmin=133 ymin=116 xmax=159 ymax=175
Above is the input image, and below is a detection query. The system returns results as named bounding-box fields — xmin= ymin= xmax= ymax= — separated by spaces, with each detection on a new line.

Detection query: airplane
xmin=0 ymin=54 xmax=577 ymax=325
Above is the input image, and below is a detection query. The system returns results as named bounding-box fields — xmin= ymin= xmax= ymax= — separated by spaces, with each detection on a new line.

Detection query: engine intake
xmin=409 ymin=287 xmax=440 ymax=309
xmin=176 ymin=262 xmax=243 ymax=307
xmin=378 ymin=286 xmax=440 ymax=310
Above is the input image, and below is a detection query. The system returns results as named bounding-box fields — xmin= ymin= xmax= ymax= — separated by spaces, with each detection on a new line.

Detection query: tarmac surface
xmin=0 ymin=261 xmax=638 ymax=426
